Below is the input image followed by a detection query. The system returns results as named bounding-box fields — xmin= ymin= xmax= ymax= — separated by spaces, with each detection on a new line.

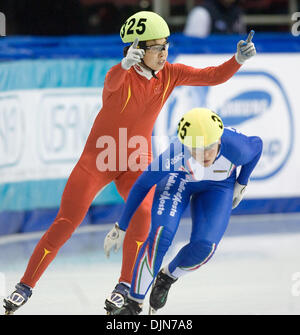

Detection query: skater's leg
xmin=147 ymin=184 xmax=234 ymax=314
xmin=114 ymin=170 xmax=155 ymax=285
xmin=167 ymin=184 xmax=234 ymax=279
xmin=129 ymin=174 xmax=190 ymax=301
xmin=20 ymin=163 xmax=112 ymax=288
xmin=3 ymin=283 xmax=32 ymax=314
xmin=111 ymin=174 xmax=190 ymax=315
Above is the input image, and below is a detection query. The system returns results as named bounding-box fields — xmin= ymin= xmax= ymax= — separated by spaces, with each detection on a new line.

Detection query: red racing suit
xmin=20 ymin=57 xmax=241 ymax=287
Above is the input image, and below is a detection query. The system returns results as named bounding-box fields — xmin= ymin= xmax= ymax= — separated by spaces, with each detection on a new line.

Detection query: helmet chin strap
xmin=140 ymin=59 xmax=158 ymax=79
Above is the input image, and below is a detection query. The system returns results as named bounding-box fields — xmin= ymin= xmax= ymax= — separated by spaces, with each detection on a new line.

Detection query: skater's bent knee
xmin=190 ymin=239 xmax=216 ymax=260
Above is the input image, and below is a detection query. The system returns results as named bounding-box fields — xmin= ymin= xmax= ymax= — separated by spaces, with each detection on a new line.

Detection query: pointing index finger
xmin=246 ymin=30 xmax=255 ymax=43
xmin=132 ymin=37 xmax=139 ymax=48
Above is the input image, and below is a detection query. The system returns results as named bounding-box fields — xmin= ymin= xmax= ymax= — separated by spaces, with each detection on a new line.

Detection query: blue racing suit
xmin=118 ymin=127 xmax=263 ymax=301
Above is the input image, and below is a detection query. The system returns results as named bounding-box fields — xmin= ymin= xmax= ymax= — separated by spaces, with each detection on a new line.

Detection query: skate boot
xmin=110 ymin=297 xmax=142 ymax=315
xmin=3 ymin=283 xmax=32 ymax=315
xmin=149 ymin=269 xmax=177 ymax=314
xmin=104 ymin=283 xmax=129 ymax=315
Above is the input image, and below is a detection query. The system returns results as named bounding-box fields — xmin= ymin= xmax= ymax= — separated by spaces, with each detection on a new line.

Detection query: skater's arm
xmin=104 ymin=63 xmax=129 ymax=92
xmin=173 ymin=31 xmax=256 ymax=87
xmin=236 ymin=136 xmax=263 ymax=185
xmin=222 ymin=129 xmax=262 ymax=209
xmin=118 ymin=142 xmax=182 ymax=231
xmin=231 ymin=140 xmax=262 ymax=209
xmin=118 ymin=168 xmax=168 ymax=231
xmin=105 ymin=38 xmax=145 ymax=92
xmin=173 ymin=56 xmax=241 ymax=87
xmin=223 ymin=130 xmax=263 ymax=185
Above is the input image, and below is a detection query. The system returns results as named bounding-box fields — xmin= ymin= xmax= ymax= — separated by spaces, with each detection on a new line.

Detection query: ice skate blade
xmin=148 ymin=306 xmax=157 ymax=315
xmin=105 ymin=299 xmax=123 ymax=315
xmin=4 ymin=309 xmax=14 ymax=315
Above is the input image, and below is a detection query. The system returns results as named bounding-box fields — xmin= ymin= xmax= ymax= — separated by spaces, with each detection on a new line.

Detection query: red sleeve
xmin=172 ymin=56 xmax=241 ymax=87
xmin=104 ymin=63 xmax=128 ymax=92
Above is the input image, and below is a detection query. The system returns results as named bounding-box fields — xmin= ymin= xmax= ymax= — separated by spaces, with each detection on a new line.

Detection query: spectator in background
xmin=184 ymin=0 xmax=246 ymax=37
xmin=240 ymin=0 xmax=289 ymax=15
xmin=0 ymin=0 xmax=123 ymax=36
xmin=5 ymin=0 xmax=86 ymax=36
xmin=83 ymin=2 xmax=121 ymax=35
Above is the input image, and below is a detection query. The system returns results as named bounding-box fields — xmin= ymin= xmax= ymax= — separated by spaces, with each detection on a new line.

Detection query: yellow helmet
xmin=120 ymin=11 xmax=170 ymax=43
xmin=177 ymin=108 xmax=224 ymax=148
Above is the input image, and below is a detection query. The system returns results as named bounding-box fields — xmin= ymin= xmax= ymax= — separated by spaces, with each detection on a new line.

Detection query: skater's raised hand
xmin=104 ymin=223 xmax=126 ymax=258
xmin=232 ymin=181 xmax=247 ymax=209
xmin=121 ymin=37 xmax=145 ymax=70
xmin=235 ymin=30 xmax=256 ymax=64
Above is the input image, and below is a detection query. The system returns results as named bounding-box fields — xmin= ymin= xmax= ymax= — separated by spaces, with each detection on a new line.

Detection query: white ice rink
xmin=1 ymin=213 xmax=300 ymax=315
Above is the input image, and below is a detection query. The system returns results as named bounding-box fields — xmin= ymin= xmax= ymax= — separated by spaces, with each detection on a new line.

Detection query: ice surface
xmin=1 ymin=214 xmax=300 ymax=315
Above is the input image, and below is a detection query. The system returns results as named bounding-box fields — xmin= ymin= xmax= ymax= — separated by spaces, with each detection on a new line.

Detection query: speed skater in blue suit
xmin=104 ymin=107 xmax=263 ymax=315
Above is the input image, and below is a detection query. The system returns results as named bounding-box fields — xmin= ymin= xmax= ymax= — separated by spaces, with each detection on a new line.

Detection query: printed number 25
xmin=121 ymin=18 xmax=147 ymax=38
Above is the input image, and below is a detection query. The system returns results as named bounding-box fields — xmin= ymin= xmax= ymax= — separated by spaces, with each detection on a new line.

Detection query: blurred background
xmin=1 ymin=0 xmax=300 ymax=35
xmin=1 ymin=0 xmax=300 ymax=315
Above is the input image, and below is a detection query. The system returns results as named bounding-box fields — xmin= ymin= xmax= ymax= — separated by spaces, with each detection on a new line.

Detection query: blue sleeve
xmin=118 ymin=141 xmax=183 ymax=231
xmin=222 ymin=129 xmax=263 ymax=185
xmin=237 ymin=136 xmax=263 ymax=185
